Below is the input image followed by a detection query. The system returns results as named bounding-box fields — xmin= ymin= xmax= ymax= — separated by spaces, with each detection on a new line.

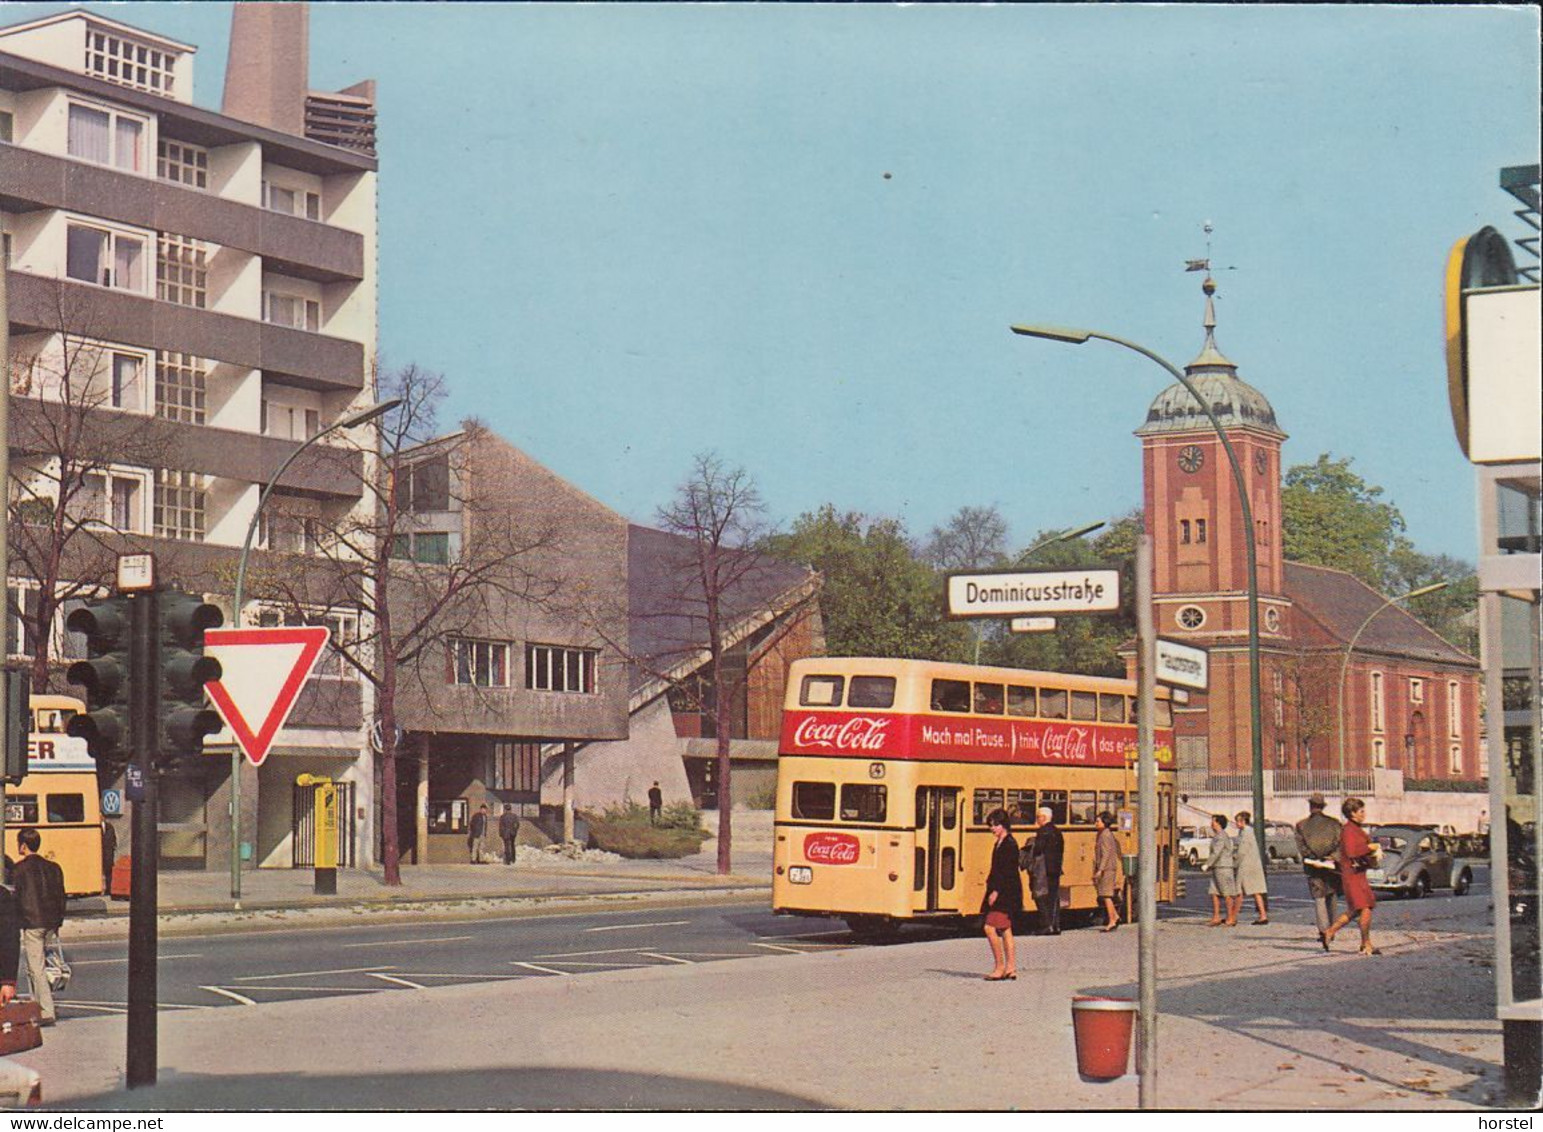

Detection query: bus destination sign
xmin=946 ymin=569 xmax=1120 ymax=618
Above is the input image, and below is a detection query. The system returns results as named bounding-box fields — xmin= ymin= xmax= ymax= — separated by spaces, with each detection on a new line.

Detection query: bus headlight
xmin=788 ymin=866 xmax=813 ymax=885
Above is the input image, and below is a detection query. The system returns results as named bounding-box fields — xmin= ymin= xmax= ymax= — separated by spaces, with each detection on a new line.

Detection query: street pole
xmin=228 ymin=398 xmax=400 ymax=905
xmin=1012 ymin=323 xmax=1267 ymax=864
xmin=1335 ymin=581 xmax=1449 ymax=776
xmin=1136 ymin=535 xmax=1158 ymax=1108
xmin=126 ymin=586 xmax=159 ymax=1089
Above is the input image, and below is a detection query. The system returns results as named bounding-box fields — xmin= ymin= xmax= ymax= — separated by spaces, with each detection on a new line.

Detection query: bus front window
xmin=46 ymin=794 xmax=86 ymax=824
xmin=840 ymin=784 xmax=887 ymax=823
xmin=931 ymin=679 xmax=970 ymax=713
xmin=848 ymin=677 xmax=896 ymax=709
xmin=791 ymin=782 xmax=836 ymax=820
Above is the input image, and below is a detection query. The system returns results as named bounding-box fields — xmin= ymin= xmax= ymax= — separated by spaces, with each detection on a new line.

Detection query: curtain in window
xmin=67 ymin=105 xmax=111 ymax=164
xmin=114 ymin=115 xmax=141 ymax=171
xmin=114 ymin=236 xmax=143 ymax=291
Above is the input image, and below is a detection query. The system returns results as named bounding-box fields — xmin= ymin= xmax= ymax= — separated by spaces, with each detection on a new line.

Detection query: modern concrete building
xmin=1131 ymin=277 xmax=1484 ymax=828
xmin=2 ymin=5 xmax=381 ymax=870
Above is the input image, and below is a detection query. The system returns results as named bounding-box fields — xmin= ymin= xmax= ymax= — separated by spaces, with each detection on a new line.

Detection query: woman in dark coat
xmin=1325 ymin=797 xmax=1380 ymax=956
xmin=981 ymin=809 xmax=1022 ymax=981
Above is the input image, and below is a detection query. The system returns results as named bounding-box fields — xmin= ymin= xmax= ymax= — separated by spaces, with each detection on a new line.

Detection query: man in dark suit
xmin=1026 ymin=807 xmax=1065 ymax=935
xmin=14 ymin=829 xmax=65 ymax=1025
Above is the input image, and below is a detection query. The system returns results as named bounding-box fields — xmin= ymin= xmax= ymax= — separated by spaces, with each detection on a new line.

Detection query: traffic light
xmin=3 ymin=668 xmax=30 ymax=784
xmin=65 ymin=597 xmax=133 ymax=768
xmin=158 ymin=590 xmax=224 ymax=764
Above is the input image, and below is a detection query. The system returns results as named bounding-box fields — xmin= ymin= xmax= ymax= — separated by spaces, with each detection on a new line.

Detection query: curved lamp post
xmin=1335 ymin=581 xmax=1449 ymax=777
xmin=1011 ymin=322 xmax=1266 ymax=856
xmin=227 ymin=397 xmax=401 ymax=904
xmin=974 ymin=521 xmax=1106 ymax=662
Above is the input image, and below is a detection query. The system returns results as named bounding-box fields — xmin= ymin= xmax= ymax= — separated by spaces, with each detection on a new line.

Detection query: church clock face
xmin=1178 ymin=445 xmax=1205 ymax=473
xmin=1265 ymin=607 xmax=1281 ymax=632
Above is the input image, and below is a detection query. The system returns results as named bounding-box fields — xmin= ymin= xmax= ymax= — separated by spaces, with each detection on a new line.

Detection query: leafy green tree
xmin=1390 ymin=549 xmax=1480 ymax=655
xmin=767 ymin=505 xmax=970 ymax=661
xmin=1281 ymin=453 xmax=1413 ymax=590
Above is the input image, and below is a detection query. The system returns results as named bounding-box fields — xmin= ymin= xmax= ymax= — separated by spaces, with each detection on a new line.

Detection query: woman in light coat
xmin=1202 ymin=813 xmax=1239 ymax=926
xmin=1233 ymin=811 xmax=1269 ymax=924
xmin=1092 ymin=812 xmax=1122 ymax=932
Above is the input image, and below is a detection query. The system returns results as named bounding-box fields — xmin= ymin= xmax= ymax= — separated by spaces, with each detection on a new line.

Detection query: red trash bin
xmin=109 ymin=855 xmax=132 ymax=900
xmin=1071 ymin=995 xmax=1137 ymax=1079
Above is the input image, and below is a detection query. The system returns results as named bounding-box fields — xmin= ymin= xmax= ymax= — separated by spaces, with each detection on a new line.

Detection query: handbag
xmin=43 ymin=936 xmax=70 ymax=993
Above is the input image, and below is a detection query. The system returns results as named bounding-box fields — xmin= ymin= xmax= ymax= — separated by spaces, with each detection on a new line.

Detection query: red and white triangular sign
xmin=204 ymin=626 xmax=331 ymax=766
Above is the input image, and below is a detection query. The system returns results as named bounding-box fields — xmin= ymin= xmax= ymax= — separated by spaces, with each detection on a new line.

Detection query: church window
xmin=1409 ymin=678 xmax=1424 ymax=704
xmin=1195 ymin=519 xmax=1207 ymax=544
xmin=1448 ymin=681 xmax=1460 ymax=737
xmin=1176 ymin=605 xmax=1206 ymax=631
xmin=1179 ymin=520 xmax=1191 ymax=545
xmin=1370 ymin=672 xmax=1385 ymax=733
xmin=1372 ymin=738 xmax=1386 ymax=768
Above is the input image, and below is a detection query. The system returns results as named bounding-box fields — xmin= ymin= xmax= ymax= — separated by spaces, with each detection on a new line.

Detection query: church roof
xmin=1284 ymin=561 xmax=1477 ymax=668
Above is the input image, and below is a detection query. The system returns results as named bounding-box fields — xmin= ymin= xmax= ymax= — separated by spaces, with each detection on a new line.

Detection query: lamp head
xmin=1010 ymin=323 xmax=1093 ymax=344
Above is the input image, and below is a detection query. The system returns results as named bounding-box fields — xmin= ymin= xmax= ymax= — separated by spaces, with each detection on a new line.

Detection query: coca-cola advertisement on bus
xmin=781 ymin=710 xmax=1173 ymax=768
xmin=802 ymin=831 xmax=865 ymax=866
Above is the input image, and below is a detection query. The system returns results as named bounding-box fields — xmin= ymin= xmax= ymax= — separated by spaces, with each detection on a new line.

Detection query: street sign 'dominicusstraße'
xmin=947 ymin=569 xmax=1120 ymax=618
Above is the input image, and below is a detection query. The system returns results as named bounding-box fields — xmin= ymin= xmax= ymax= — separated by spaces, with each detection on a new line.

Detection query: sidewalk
xmin=23 ymin=893 xmax=1510 ymax=1111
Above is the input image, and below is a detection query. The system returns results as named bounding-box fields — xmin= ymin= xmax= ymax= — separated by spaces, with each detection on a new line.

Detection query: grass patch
xmin=582 ymin=801 xmax=712 ymax=859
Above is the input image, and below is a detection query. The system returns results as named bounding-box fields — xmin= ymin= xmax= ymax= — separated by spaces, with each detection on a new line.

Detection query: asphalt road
xmin=46 ymin=863 xmax=1491 ymax=1020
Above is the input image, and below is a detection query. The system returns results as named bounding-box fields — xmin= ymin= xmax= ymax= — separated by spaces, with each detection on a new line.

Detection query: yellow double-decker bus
xmin=4 ymin=694 xmax=104 ymax=897
xmin=772 ymin=658 xmax=1177 ymax=935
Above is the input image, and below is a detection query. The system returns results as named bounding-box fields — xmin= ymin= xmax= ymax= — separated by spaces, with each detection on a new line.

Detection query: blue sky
xmin=5 ymin=3 xmax=1538 ymax=560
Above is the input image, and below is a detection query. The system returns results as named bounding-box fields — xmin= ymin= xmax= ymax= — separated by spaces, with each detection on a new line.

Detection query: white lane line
xmin=399 ymin=973 xmax=530 ymax=980
xmin=61 ymin=1002 xmax=128 ymax=1014
xmin=637 ymin=952 xmax=695 ymax=965
xmin=343 ymin=936 xmax=475 ymax=949
xmin=201 ymin=986 xmax=257 ymax=1006
xmin=755 ymin=930 xmax=850 ymax=939
xmin=525 ymin=960 xmax=649 ymax=968
xmin=751 ymin=942 xmax=807 ymax=955
xmin=238 ymin=965 xmax=395 ymax=982
xmin=367 ymin=973 xmax=426 ymax=989
xmin=511 ymin=961 xmax=570 ymax=976
xmin=222 ymin=984 xmax=390 ymax=994
xmin=535 ymin=946 xmax=663 ymax=959
xmin=68 ymin=954 xmax=204 ymax=966
xmin=583 ymin=920 xmax=692 ymax=933
xmin=66 ymin=1000 xmax=209 ymax=1013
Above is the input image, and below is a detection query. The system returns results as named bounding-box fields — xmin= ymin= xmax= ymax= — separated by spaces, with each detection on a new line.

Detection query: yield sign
xmin=204 ymin=626 xmax=330 ymax=766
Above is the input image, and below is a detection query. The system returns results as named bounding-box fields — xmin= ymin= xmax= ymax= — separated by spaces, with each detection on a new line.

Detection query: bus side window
xmin=939 ymin=792 xmax=957 ymax=830
xmin=799 ymin=676 xmax=845 ymax=708
xmin=1098 ymin=694 xmax=1126 ymax=723
xmin=1007 ymin=789 xmax=1036 ymax=825
xmin=1071 ymin=691 xmax=1098 ymax=721
xmin=46 ymin=794 xmax=85 ymax=824
xmin=1070 ymin=791 xmax=1098 ymax=826
xmin=840 ymin=784 xmax=887 ymax=823
xmin=931 ymin=679 xmax=970 ymax=713
xmin=792 ymin=782 xmax=836 ymax=820
xmin=1155 ymin=699 xmax=1173 ymax=728
xmin=1041 ymin=689 xmax=1068 ymax=719
xmin=1039 ymin=790 xmax=1068 ymax=825
xmin=972 ymin=788 xmax=1004 ymax=825
xmin=1006 ymin=686 xmax=1036 ymax=717
xmin=1098 ymin=790 xmax=1126 ymax=816
xmin=848 ymin=676 xmax=896 ymax=708
xmin=4 ymin=795 xmax=38 ymax=824
xmin=973 ymin=683 xmax=1004 ymax=715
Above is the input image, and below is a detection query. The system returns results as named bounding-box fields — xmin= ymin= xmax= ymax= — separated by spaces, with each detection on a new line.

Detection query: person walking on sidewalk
xmin=980 ymin=809 xmax=1021 ymax=980
xmin=1233 ymin=811 xmax=1270 ymax=924
xmin=1093 ymin=812 xmax=1122 ymax=932
xmin=14 ymin=829 xmax=65 ymax=1025
xmin=1295 ymin=793 xmax=1343 ymax=950
xmin=1023 ymin=807 xmax=1064 ymax=935
xmin=499 ymin=805 xmax=520 ymax=865
xmin=1202 ymin=813 xmax=1239 ymax=926
xmin=1325 ymin=797 xmax=1381 ymax=956
xmin=648 ymin=782 xmax=663 ymax=826
xmin=468 ymin=804 xmax=489 ymax=864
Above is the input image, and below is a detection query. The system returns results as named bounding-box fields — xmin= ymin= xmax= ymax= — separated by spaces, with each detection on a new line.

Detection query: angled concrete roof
xmin=1285 ymin=561 xmax=1477 ymax=668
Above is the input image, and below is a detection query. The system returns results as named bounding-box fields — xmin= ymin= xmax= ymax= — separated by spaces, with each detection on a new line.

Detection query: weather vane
xmin=1184 ymin=221 xmax=1235 ymax=284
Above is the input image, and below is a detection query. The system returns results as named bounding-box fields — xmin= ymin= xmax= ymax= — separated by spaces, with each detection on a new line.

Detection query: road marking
xmin=61 ymin=1002 xmax=128 ymax=1014
xmin=238 ymin=965 xmax=395 ymax=981
xmin=368 ymin=973 xmax=426 ymax=989
xmin=583 ymin=920 xmax=692 ymax=933
xmin=201 ymin=986 xmax=257 ymax=1006
xmin=755 ymin=930 xmax=849 ymax=939
xmin=535 ymin=946 xmax=663 ymax=959
xmin=222 ymin=984 xmax=391 ymax=994
xmin=751 ymin=942 xmax=807 ymax=955
xmin=68 ymin=953 xmax=204 ymax=966
xmin=511 ymin=961 xmax=570 ymax=976
xmin=637 ymin=952 xmax=695 ymax=965
xmin=343 ymin=936 xmax=475 ymax=949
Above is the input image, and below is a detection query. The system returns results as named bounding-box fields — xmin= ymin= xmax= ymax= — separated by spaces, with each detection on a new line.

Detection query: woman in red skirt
xmin=981 ymin=809 xmax=1022 ymax=980
xmin=1325 ymin=797 xmax=1381 ymax=956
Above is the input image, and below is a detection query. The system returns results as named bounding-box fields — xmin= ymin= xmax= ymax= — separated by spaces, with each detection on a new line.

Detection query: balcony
xmin=5 ymin=270 xmax=364 ymax=393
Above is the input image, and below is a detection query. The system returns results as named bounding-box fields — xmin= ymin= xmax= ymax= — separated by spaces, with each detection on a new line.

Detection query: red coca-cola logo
xmin=791 ymin=715 xmax=891 ymax=752
xmin=804 ymin=831 xmax=862 ymax=865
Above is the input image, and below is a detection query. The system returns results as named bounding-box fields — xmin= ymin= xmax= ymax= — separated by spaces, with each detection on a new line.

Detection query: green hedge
xmin=1403 ymin=779 xmax=1488 ymax=793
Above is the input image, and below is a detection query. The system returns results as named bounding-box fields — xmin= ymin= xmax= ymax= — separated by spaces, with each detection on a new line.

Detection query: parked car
xmin=1264 ymin=821 xmax=1300 ymax=863
xmin=0 ymin=1056 xmax=41 ymax=1107
xmin=1366 ymin=825 xmax=1473 ymax=898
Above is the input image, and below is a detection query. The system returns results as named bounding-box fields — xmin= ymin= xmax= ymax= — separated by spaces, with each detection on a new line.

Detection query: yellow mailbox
xmin=296 ymin=773 xmax=338 ymax=893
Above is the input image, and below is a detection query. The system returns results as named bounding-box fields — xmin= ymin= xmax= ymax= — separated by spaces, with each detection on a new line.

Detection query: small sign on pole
xmin=1155 ymin=638 xmax=1208 ymax=691
xmin=1010 ymin=616 xmax=1058 ymax=633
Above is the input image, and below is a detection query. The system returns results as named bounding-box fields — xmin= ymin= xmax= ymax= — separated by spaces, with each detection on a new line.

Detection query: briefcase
xmin=0 ymin=999 xmax=43 ymax=1054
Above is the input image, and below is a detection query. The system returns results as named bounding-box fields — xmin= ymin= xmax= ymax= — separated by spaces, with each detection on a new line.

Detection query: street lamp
xmin=1336 ymin=581 xmax=1449 ymax=776
xmin=227 ymin=397 xmax=400 ymax=904
xmin=1011 ymin=321 xmax=1267 ymax=855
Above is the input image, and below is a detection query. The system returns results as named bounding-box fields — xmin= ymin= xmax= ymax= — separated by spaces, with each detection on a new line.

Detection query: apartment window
xmin=1409 ymin=678 xmax=1424 ymax=704
xmin=451 ymin=638 xmax=509 ymax=688
xmin=261 ymin=401 xmax=322 ymax=441
xmin=109 ymin=350 xmax=145 ymax=411
xmin=85 ymin=27 xmax=177 ymax=95
xmin=156 ymin=353 xmax=206 ymax=424
xmin=67 ymin=223 xmax=146 ymax=292
xmin=1373 ymin=738 xmax=1386 ymax=769
xmin=6 ymin=585 xmax=39 ymax=658
xmin=1448 ymin=680 xmax=1461 ymax=738
xmin=258 ymin=512 xmax=319 ymax=556
xmin=396 ymin=456 xmax=451 ymax=513
xmin=0 ymin=111 xmax=12 ymax=142
xmin=491 ymin=741 xmax=542 ymax=795
xmin=264 ymin=292 xmax=320 ymax=331
xmin=2 ymin=232 xmax=10 ymax=267
xmin=67 ymin=102 xmax=145 ymax=172
xmin=1370 ymin=671 xmax=1385 ymax=733
xmin=259 ymin=608 xmax=355 ymax=678
xmin=153 ymin=469 xmax=205 ymax=542
xmin=525 ymin=643 xmax=597 ymax=695
xmin=263 ymin=181 xmax=322 ymax=220
xmin=157 ymin=140 xmax=208 ymax=189
xmin=390 ymin=531 xmax=451 ymax=565
xmin=156 ymin=235 xmax=207 ymax=308
xmin=78 ymin=470 xmax=144 ymax=532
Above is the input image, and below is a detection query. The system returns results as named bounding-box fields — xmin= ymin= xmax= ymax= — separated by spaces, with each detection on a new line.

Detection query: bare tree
xmin=7 ymin=280 xmax=166 ymax=691
xmin=249 ymin=363 xmax=558 ymax=885
xmin=922 ymin=505 xmax=1009 ymax=572
xmin=654 ymin=452 xmax=819 ymax=875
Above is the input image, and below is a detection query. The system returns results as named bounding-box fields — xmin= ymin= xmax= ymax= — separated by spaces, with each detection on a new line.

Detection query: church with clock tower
xmin=1131 ymin=278 xmax=1483 ymax=822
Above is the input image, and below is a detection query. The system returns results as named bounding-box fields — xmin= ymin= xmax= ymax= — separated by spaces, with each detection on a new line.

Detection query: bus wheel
xmin=845 ymin=915 xmax=900 ymax=942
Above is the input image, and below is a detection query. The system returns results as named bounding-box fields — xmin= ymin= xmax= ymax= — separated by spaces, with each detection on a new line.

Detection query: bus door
xmin=1158 ymin=782 xmax=1175 ymax=899
xmin=913 ymin=786 xmax=962 ymax=914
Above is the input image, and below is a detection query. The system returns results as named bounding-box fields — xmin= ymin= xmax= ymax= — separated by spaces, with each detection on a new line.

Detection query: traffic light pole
xmin=126 ymin=587 xmax=159 ymax=1090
